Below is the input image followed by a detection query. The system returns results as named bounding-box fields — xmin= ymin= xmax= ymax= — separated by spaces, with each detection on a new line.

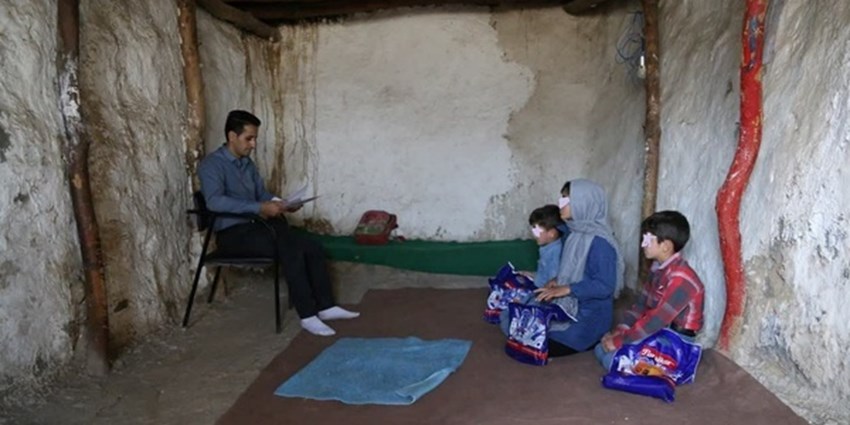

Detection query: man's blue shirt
xmin=197 ymin=145 xmax=274 ymax=231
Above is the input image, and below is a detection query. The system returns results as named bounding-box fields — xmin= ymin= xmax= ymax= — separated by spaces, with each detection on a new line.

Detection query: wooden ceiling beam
xmin=239 ymin=0 xmax=572 ymax=21
xmin=562 ymin=0 xmax=610 ymax=14
xmin=197 ymin=0 xmax=280 ymax=39
xmin=225 ymin=0 xmax=556 ymax=3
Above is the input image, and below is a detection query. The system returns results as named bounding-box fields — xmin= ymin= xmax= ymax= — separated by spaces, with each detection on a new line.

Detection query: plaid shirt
xmin=611 ymin=253 xmax=705 ymax=348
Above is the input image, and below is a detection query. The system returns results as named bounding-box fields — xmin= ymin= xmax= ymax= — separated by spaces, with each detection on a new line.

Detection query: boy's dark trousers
xmin=214 ymin=218 xmax=335 ymax=319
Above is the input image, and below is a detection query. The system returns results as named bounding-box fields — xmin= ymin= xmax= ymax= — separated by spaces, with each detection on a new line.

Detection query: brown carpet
xmin=218 ymin=288 xmax=807 ymax=425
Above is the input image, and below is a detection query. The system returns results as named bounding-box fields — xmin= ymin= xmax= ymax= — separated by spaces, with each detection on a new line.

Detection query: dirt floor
xmin=2 ymin=262 xmax=486 ymax=425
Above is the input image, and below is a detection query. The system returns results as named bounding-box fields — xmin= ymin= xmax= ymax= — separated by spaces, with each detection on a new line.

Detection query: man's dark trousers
xmin=215 ymin=218 xmax=334 ymax=318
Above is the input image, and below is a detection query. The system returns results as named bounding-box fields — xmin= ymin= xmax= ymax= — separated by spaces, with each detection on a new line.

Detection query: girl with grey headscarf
xmin=533 ymin=179 xmax=625 ymax=355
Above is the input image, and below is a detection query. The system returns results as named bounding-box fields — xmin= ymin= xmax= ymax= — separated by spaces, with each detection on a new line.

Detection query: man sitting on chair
xmin=198 ymin=109 xmax=359 ymax=336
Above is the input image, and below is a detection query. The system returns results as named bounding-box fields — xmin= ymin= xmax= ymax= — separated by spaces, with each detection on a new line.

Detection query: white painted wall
xmin=0 ymin=0 xmax=80 ymax=406
xmin=275 ymin=5 xmax=645 ymax=287
xmin=659 ymin=1 xmax=850 ymax=423
xmin=493 ymin=6 xmax=646 ymax=290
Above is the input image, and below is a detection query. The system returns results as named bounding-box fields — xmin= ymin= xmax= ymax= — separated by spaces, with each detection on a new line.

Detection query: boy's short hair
xmin=224 ymin=110 xmax=261 ymax=138
xmin=641 ymin=210 xmax=690 ymax=252
xmin=529 ymin=205 xmax=563 ymax=231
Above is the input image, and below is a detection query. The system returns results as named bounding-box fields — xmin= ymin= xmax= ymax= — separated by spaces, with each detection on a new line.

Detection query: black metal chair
xmin=182 ymin=192 xmax=288 ymax=333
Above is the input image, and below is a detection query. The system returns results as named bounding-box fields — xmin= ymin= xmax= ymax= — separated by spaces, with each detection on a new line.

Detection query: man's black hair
xmin=529 ymin=204 xmax=564 ymax=231
xmin=641 ymin=210 xmax=691 ymax=252
xmin=224 ymin=110 xmax=261 ymax=139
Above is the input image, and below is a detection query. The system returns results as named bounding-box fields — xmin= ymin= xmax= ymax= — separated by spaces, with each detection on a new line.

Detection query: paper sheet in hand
xmin=286 ymin=195 xmax=319 ymax=208
xmin=275 ymin=183 xmax=319 ymax=207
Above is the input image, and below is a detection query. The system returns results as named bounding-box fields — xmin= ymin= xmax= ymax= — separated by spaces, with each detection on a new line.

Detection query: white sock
xmin=300 ymin=316 xmax=335 ymax=336
xmin=318 ymin=306 xmax=360 ymax=321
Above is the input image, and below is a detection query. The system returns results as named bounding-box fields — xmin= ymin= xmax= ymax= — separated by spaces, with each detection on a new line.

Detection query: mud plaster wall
xmin=0 ymin=0 xmax=268 ymax=404
xmin=0 ymin=0 xmax=81 ymax=405
xmin=655 ymin=0 xmax=741 ymax=352
xmin=659 ymin=1 xmax=849 ymax=423
xmin=198 ymin=10 xmax=280 ymax=186
xmin=737 ymin=2 xmax=850 ymax=423
xmin=274 ymin=5 xmax=645 ymax=289
xmin=81 ymin=0 xmax=193 ymax=351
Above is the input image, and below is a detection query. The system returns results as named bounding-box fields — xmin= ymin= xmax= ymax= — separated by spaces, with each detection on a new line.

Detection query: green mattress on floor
xmin=297 ymin=230 xmax=538 ymax=276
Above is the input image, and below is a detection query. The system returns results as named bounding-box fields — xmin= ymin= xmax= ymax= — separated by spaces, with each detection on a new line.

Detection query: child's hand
xmin=601 ymin=333 xmax=617 ymax=352
xmin=533 ymin=285 xmax=571 ymax=302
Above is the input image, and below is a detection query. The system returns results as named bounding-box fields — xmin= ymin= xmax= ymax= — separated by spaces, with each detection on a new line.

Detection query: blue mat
xmin=274 ymin=337 xmax=472 ymax=405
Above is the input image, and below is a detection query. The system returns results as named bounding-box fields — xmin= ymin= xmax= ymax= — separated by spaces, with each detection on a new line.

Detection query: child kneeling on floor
xmin=595 ymin=210 xmax=705 ymax=370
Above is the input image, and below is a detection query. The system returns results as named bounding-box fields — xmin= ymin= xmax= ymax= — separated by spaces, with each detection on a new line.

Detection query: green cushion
xmin=297 ymin=229 xmax=538 ymax=276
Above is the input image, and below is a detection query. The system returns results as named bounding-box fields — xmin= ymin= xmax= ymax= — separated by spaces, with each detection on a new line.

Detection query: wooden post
xmin=177 ymin=0 xmax=206 ymax=192
xmin=717 ymin=0 xmax=770 ymax=350
xmin=57 ymin=0 xmax=110 ymax=375
xmin=639 ymin=0 xmax=661 ymax=282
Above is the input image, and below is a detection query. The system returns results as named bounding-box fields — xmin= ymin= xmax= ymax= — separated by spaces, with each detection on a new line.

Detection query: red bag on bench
xmin=354 ymin=210 xmax=398 ymax=245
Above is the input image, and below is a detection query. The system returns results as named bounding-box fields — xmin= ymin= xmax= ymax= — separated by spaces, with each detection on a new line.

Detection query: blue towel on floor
xmin=274 ymin=337 xmax=472 ymax=405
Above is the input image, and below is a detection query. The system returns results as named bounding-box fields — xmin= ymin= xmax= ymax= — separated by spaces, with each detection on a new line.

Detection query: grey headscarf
xmin=556 ymin=178 xmax=625 ymax=297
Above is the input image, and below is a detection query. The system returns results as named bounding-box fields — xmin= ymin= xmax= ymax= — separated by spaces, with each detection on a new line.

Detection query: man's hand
xmin=286 ymin=203 xmax=303 ymax=213
xmin=544 ymin=279 xmax=557 ymax=289
xmin=259 ymin=200 xmax=287 ymax=218
xmin=533 ymin=285 xmax=570 ymax=302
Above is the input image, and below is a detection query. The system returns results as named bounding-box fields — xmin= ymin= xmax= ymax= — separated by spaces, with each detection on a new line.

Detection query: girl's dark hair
xmin=529 ymin=205 xmax=564 ymax=230
xmin=560 ymin=181 xmax=571 ymax=196
xmin=640 ymin=210 xmax=691 ymax=252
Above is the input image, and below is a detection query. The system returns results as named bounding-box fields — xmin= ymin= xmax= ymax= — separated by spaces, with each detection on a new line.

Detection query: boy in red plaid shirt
xmin=594 ymin=210 xmax=705 ymax=370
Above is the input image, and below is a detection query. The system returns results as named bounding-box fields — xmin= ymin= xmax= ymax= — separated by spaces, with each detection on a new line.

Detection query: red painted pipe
xmin=716 ymin=0 xmax=769 ymax=350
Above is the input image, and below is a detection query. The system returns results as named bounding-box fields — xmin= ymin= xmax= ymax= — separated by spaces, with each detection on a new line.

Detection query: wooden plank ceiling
xmin=220 ymin=0 xmax=613 ymax=23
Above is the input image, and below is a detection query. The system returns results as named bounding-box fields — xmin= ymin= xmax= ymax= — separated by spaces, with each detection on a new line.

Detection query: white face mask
xmin=558 ymin=196 xmax=570 ymax=209
xmin=531 ymin=225 xmax=543 ymax=238
xmin=641 ymin=232 xmax=657 ymax=248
